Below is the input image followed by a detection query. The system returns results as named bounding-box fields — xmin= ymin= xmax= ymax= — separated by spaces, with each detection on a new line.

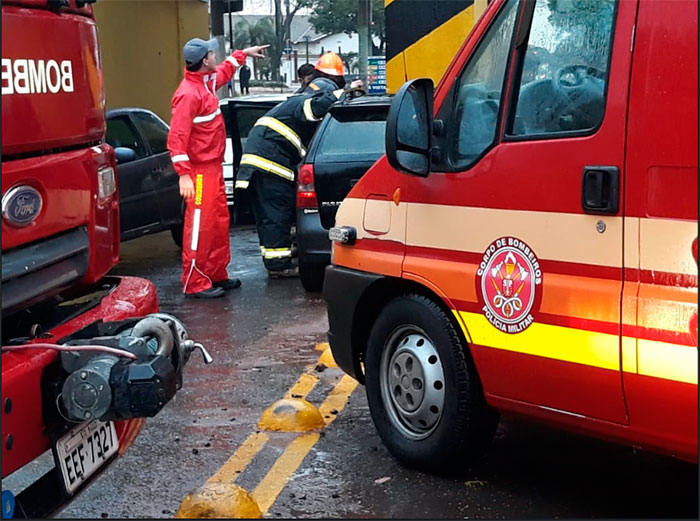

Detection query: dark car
xmin=220 ymin=94 xmax=290 ymax=224
xmin=296 ymin=94 xmax=392 ymax=291
xmin=105 ymin=108 xmax=183 ymax=246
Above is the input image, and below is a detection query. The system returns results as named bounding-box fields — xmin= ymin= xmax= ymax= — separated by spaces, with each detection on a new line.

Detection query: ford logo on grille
xmin=2 ymin=186 xmax=43 ymax=227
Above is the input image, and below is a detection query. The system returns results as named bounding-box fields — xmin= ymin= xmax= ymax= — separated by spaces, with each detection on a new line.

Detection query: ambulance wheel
xmin=299 ymin=259 xmax=325 ymax=292
xmin=365 ymin=294 xmax=498 ymax=474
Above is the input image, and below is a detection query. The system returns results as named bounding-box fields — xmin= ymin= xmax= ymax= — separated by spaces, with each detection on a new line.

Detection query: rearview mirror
xmin=385 ymin=78 xmax=434 ymax=177
xmin=114 ymin=147 xmax=137 ymax=165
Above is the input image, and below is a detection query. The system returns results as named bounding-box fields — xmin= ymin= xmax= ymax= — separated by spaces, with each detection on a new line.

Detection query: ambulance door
xmin=622 ymin=0 xmax=698 ymax=458
xmin=406 ymin=0 xmax=637 ymax=423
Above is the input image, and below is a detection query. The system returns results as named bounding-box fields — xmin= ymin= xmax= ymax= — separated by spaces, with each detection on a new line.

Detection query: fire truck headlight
xmin=97 ymin=166 xmax=116 ymax=199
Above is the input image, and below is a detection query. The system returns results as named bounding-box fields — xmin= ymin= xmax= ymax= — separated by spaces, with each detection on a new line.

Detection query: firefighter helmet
xmin=315 ymin=52 xmax=344 ymax=76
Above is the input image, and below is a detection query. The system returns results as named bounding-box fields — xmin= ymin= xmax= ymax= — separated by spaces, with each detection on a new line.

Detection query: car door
xmin=130 ymin=110 xmax=182 ymax=227
xmin=311 ymin=105 xmax=389 ymax=229
xmin=229 ymin=101 xmax=278 ymax=223
xmin=404 ymin=0 xmax=636 ymax=423
xmin=106 ymin=114 xmax=160 ymax=236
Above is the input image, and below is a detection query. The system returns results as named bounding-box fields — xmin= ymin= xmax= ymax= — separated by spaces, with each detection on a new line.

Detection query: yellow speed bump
xmin=257 ymin=398 xmax=324 ymax=432
xmin=176 ymin=482 xmax=262 ymax=519
xmin=318 ymin=347 xmax=338 ymax=368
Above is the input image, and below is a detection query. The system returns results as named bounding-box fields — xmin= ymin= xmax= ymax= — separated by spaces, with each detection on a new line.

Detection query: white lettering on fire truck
xmin=1 ymin=58 xmax=74 ymax=95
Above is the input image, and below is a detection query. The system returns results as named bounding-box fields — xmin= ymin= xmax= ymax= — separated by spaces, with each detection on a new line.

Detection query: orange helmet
xmin=315 ymin=52 xmax=344 ymax=76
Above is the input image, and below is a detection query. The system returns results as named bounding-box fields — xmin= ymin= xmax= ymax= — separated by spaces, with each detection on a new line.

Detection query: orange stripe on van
xmin=333 ymin=239 xmax=404 ymax=278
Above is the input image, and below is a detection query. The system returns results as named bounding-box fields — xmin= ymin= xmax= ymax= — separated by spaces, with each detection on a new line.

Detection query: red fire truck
xmin=1 ymin=1 xmax=209 ymax=516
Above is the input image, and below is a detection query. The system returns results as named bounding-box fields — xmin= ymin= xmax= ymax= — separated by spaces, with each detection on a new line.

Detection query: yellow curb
xmin=318 ymin=347 xmax=338 ymax=368
xmin=176 ymin=483 xmax=262 ymax=519
xmin=257 ymin=398 xmax=325 ymax=432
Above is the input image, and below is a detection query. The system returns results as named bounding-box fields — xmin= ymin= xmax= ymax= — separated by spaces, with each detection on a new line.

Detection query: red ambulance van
xmin=324 ymin=0 xmax=698 ymax=472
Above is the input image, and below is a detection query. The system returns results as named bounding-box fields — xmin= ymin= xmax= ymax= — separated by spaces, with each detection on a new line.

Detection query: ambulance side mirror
xmin=386 ymin=78 xmax=434 ymax=177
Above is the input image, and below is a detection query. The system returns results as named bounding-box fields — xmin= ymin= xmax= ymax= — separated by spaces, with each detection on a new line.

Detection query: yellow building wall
xmin=94 ymin=0 xmax=209 ymax=122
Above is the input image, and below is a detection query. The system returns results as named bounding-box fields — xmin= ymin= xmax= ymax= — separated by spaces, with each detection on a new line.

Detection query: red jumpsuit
xmin=167 ymin=51 xmax=246 ymax=294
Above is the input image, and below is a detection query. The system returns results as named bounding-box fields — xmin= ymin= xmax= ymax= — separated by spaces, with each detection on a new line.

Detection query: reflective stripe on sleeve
xmin=193 ymin=108 xmax=222 ymax=124
xmin=171 ymin=154 xmax=190 ymax=163
xmin=240 ymin=154 xmax=295 ymax=182
xmin=302 ymin=98 xmax=322 ymax=122
xmin=235 ymin=180 xmax=249 ymax=189
xmin=226 ymin=55 xmax=239 ymax=66
xmin=254 ymin=116 xmax=306 ymax=157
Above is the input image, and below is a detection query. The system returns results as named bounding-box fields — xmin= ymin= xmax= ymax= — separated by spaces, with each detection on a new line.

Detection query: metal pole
xmin=357 ymin=0 xmax=370 ymax=84
xmin=293 ymin=49 xmax=298 ymax=81
xmin=305 ymin=36 xmax=309 ymax=64
xmin=227 ymin=0 xmax=234 ymax=53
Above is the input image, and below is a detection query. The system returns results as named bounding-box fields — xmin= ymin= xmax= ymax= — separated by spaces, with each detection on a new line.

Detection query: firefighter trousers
xmin=181 ymin=162 xmax=231 ymax=294
xmin=248 ymin=168 xmax=296 ymax=271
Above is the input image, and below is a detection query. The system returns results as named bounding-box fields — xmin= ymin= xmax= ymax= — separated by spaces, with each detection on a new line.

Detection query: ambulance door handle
xmin=581 ymin=166 xmax=619 ymax=214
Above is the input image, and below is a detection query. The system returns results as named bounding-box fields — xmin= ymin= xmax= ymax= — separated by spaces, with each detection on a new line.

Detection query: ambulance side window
xmin=509 ymin=0 xmax=616 ymax=137
xmin=445 ymin=0 xmax=519 ymax=169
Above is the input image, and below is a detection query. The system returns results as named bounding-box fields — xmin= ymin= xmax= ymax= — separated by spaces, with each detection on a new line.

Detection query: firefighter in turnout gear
xmin=236 ymin=52 xmax=362 ymax=277
xmin=167 ymin=37 xmax=268 ymax=298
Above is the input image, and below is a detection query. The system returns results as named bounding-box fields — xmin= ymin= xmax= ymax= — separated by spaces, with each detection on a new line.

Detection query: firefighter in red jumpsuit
xmin=167 ymin=38 xmax=268 ymax=298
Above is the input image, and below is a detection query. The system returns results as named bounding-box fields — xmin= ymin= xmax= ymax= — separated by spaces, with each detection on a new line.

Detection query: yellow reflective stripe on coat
xmin=193 ymin=108 xmax=221 ymax=124
xmin=240 ymin=154 xmax=295 ymax=182
xmin=302 ymin=98 xmax=322 ymax=122
xmin=254 ymin=116 xmax=306 ymax=157
xmin=235 ymin=180 xmax=249 ymax=189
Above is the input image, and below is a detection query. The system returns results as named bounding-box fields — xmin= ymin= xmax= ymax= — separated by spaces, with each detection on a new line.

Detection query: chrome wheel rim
xmin=379 ymin=326 xmax=446 ymax=440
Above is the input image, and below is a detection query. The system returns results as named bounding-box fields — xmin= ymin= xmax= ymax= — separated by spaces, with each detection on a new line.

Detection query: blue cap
xmin=183 ymin=38 xmax=219 ymax=65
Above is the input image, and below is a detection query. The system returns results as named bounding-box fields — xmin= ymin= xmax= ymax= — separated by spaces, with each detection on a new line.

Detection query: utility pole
xmin=305 ymin=36 xmax=310 ymax=64
xmin=227 ymin=0 xmax=234 ymax=53
xmin=357 ymin=0 xmax=370 ymax=83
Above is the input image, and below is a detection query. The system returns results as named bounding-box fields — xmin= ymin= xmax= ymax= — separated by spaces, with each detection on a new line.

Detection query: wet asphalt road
xmin=57 ymin=227 xmax=697 ymax=519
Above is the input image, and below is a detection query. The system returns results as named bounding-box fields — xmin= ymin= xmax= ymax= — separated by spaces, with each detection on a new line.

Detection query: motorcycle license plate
xmin=55 ymin=421 xmax=119 ymax=494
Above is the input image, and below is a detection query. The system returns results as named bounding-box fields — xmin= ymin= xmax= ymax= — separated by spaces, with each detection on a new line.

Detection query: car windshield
xmin=316 ymin=110 xmax=387 ymax=162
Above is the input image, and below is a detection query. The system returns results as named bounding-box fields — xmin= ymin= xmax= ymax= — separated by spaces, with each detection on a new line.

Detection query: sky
xmin=238 ymin=0 xmax=312 ymax=16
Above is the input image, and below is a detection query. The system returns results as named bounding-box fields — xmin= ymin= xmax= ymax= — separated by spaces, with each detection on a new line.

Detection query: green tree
xmin=308 ymin=0 xmax=385 ymax=54
xmin=233 ymin=17 xmax=276 ymax=79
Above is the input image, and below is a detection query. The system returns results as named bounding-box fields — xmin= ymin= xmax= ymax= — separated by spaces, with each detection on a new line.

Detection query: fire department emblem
xmin=476 ymin=237 xmax=542 ymax=334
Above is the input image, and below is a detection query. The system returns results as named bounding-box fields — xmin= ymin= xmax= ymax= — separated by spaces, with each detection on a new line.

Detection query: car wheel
xmin=365 ymin=294 xmax=498 ymax=474
xmin=170 ymin=224 xmax=183 ymax=248
xmin=299 ymin=259 xmax=326 ymax=292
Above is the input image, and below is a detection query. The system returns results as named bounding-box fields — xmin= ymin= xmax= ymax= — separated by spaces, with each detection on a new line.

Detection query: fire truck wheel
xmin=365 ymin=294 xmax=498 ymax=474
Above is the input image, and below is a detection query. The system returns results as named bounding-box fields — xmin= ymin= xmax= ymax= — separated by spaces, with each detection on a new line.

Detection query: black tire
xmin=365 ymin=294 xmax=498 ymax=474
xmin=299 ymin=259 xmax=326 ymax=292
xmin=170 ymin=224 xmax=183 ymax=248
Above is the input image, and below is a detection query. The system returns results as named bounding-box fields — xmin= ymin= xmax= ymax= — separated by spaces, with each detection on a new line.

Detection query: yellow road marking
xmin=319 ymin=375 xmax=359 ymax=425
xmin=283 ymin=371 xmax=319 ymax=400
xmin=251 ymin=375 xmax=358 ymax=514
xmin=206 ymin=432 xmax=269 ymax=485
xmin=189 ymin=346 xmax=359 ymax=516
xmin=251 ymin=433 xmax=320 ymax=514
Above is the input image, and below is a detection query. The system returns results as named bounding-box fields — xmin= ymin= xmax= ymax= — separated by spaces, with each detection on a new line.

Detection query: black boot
xmin=214 ymin=278 xmax=242 ymax=290
xmin=185 ymin=287 xmax=225 ymax=299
